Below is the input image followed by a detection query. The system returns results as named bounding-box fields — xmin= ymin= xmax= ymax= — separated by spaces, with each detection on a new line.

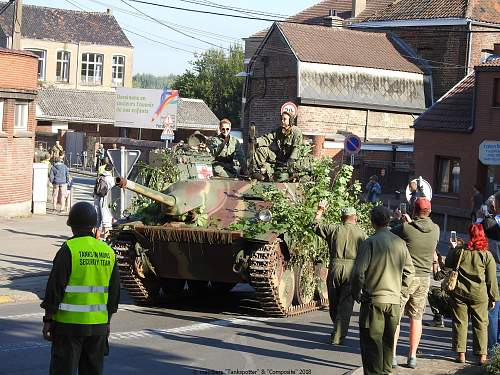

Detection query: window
xmin=25 ymin=49 xmax=46 ymax=80
xmin=14 ymin=102 xmax=29 ymax=131
xmin=112 ymin=55 xmax=125 ymax=86
xmin=0 ymin=100 xmax=4 ymax=131
xmin=56 ymin=51 xmax=71 ymax=82
xmin=494 ymin=79 xmax=500 ymax=107
xmin=436 ymin=157 xmax=460 ymax=194
xmin=81 ymin=53 xmax=103 ymax=85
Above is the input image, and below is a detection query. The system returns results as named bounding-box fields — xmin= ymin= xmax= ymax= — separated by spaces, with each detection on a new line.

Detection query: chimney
xmin=106 ymin=8 xmax=112 ymax=15
xmin=323 ymin=9 xmax=343 ymax=28
xmin=352 ymin=0 xmax=366 ymax=18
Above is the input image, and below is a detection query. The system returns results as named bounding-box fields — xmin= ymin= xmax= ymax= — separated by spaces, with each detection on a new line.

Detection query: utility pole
xmin=11 ymin=0 xmax=22 ymax=49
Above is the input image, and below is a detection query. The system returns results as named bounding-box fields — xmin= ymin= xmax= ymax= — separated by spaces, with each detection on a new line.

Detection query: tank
xmin=109 ymin=132 xmax=328 ymax=317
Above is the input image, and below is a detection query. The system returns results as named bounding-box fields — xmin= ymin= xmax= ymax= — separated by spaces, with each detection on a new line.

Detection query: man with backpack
xmin=93 ymin=164 xmax=114 ymax=240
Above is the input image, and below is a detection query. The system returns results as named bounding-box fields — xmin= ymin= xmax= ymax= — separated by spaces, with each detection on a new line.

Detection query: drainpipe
xmin=364 ymin=109 xmax=369 ymax=141
xmin=465 ymin=20 xmax=472 ymax=75
xmin=76 ymin=42 xmax=80 ymax=89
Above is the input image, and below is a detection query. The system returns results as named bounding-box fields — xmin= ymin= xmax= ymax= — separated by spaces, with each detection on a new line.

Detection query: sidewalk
xmin=0 ymin=213 xmax=70 ymax=302
xmin=348 ymin=355 xmax=486 ymax=374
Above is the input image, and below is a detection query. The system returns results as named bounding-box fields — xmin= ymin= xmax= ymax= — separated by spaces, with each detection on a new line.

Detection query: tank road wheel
xmin=314 ymin=263 xmax=329 ymax=301
xmin=293 ymin=261 xmax=315 ymax=305
xmin=249 ymin=241 xmax=295 ymax=317
xmin=111 ymin=236 xmax=161 ymax=306
xmin=277 ymin=268 xmax=295 ymax=309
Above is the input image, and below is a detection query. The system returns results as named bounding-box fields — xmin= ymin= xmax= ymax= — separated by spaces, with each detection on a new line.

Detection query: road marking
xmin=0 ymin=315 xmax=272 ymax=352
xmin=0 ymin=296 xmax=14 ymax=304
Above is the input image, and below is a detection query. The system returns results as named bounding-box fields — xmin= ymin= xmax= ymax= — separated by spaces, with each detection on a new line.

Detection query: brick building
xmin=245 ymin=0 xmax=500 ymax=101
xmin=0 ymin=48 xmax=38 ymax=217
xmin=414 ymin=58 xmax=500 ymax=230
xmin=243 ymin=22 xmax=430 ymax=190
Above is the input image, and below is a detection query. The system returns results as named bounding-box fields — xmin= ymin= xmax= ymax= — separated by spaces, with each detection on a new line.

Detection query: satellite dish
xmin=405 ymin=176 xmax=433 ymax=202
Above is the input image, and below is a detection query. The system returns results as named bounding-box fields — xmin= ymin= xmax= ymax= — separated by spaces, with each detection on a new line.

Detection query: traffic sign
xmin=161 ymin=116 xmax=175 ymax=141
xmin=405 ymin=177 xmax=433 ymax=202
xmin=107 ymin=148 xmax=141 ymax=178
xmin=344 ymin=135 xmax=362 ymax=155
xmin=479 ymin=140 xmax=500 ymax=165
xmin=280 ymin=101 xmax=298 ymax=118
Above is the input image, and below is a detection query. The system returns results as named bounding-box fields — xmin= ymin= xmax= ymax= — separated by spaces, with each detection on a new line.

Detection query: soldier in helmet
xmin=252 ymin=111 xmax=303 ymax=180
xmin=41 ymin=202 xmax=120 ymax=375
xmin=209 ymin=118 xmax=246 ymax=177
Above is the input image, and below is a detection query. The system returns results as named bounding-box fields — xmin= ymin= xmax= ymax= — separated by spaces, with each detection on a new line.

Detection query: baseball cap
xmin=415 ymin=197 xmax=431 ymax=213
xmin=341 ymin=207 xmax=357 ymax=216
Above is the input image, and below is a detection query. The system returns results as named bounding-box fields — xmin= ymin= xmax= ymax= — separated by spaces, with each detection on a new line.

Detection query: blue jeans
xmin=488 ymin=301 xmax=500 ymax=350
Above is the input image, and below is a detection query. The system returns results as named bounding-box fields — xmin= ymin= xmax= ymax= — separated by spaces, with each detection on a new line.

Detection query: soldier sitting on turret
xmin=208 ymin=118 xmax=246 ymax=177
xmin=251 ymin=111 xmax=303 ymax=181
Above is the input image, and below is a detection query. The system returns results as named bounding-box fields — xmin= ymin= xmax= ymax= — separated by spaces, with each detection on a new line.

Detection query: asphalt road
xmin=0 ymin=289 xmax=364 ymax=375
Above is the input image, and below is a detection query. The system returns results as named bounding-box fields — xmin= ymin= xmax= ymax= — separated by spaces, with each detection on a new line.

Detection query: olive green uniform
xmin=352 ymin=228 xmax=414 ymax=375
xmin=313 ymin=222 xmax=367 ymax=344
xmin=253 ymin=126 xmax=302 ymax=178
xmin=209 ymin=134 xmax=246 ymax=177
xmin=445 ymin=247 xmax=499 ymax=355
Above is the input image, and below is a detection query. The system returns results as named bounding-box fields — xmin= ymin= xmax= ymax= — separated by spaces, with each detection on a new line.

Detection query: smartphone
xmin=400 ymin=203 xmax=407 ymax=215
xmin=450 ymin=230 xmax=457 ymax=243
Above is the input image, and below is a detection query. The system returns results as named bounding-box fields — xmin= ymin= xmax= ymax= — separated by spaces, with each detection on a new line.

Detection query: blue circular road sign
xmin=344 ymin=135 xmax=362 ymax=154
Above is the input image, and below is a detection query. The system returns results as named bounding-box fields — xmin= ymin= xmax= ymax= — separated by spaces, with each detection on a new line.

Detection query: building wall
xmin=415 ymin=68 xmax=500 ymax=217
xmin=0 ymin=49 xmax=38 ymax=217
xmin=297 ymin=105 xmax=414 ymax=141
xmin=244 ymin=28 xmax=298 ymax=137
xmin=470 ymin=24 xmax=500 ymax=67
xmin=20 ymin=38 xmax=134 ymax=91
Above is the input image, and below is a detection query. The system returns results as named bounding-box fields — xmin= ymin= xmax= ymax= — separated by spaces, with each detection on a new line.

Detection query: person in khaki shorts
xmin=391 ymin=197 xmax=440 ymax=369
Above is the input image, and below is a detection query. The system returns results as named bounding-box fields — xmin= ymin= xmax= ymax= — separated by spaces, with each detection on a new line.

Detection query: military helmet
xmin=67 ymin=202 xmax=98 ymax=229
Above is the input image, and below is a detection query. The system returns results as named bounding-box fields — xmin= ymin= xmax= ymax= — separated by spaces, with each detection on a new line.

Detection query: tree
xmin=172 ymin=45 xmax=244 ymax=127
xmin=133 ymin=73 xmax=178 ymax=89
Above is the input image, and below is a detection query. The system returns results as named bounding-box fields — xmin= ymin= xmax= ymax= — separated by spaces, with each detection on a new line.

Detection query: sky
xmin=25 ymin=0 xmax=319 ymax=75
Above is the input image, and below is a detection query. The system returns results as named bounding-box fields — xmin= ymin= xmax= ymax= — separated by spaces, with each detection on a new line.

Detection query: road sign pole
xmin=350 ymin=154 xmax=354 ymax=166
xmin=119 ymin=146 xmax=126 ymax=218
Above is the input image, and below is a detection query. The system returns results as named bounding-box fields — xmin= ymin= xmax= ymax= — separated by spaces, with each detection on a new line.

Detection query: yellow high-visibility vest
xmin=54 ymin=237 xmax=115 ymax=324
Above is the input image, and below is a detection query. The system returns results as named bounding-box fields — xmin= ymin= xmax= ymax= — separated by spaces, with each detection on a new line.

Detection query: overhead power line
xmin=0 ymin=0 xmax=14 ymax=17
xmin=87 ymin=0 xmax=240 ymax=43
xmin=121 ymin=0 xmax=229 ymax=50
xmin=175 ymin=0 xmax=289 ymax=19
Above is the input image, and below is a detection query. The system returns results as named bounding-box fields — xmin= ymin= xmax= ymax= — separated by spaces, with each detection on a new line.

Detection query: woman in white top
xmin=93 ymin=163 xmax=115 ymax=239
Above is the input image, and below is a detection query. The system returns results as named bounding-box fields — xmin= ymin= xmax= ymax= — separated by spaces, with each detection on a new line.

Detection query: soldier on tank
xmin=312 ymin=203 xmax=367 ymax=345
xmin=252 ymin=111 xmax=302 ymax=181
xmin=209 ymin=118 xmax=246 ymax=177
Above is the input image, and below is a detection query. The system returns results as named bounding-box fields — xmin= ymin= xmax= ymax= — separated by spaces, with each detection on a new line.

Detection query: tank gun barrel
xmin=116 ymin=177 xmax=176 ymax=207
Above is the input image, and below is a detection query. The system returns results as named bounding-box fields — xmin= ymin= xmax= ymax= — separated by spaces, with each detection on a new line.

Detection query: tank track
xmin=112 ymin=237 xmax=157 ymax=305
xmin=249 ymin=242 xmax=328 ymax=317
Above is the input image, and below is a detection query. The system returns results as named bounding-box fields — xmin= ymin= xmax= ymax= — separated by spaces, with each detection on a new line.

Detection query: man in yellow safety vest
xmin=41 ymin=202 xmax=120 ymax=375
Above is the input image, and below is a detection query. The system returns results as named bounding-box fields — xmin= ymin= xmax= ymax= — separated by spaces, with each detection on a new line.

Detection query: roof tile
xmin=413 ymin=73 xmax=475 ymax=132
xmin=276 ymin=22 xmax=423 ymax=74
xmin=0 ymin=2 xmax=132 ymax=47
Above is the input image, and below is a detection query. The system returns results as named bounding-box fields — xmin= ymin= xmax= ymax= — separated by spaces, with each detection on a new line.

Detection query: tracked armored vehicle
xmin=109 ymin=133 xmax=328 ymax=317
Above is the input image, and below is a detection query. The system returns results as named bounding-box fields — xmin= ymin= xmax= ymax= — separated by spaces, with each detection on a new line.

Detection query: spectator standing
xmin=351 ymin=206 xmax=414 ymax=375
xmin=94 ymin=164 xmax=114 ymax=240
xmin=41 ymin=202 xmax=120 ymax=375
xmin=446 ymin=224 xmax=498 ymax=364
xmin=50 ymin=140 xmax=65 ymax=163
xmin=95 ymin=143 xmax=105 ymax=174
xmin=365 ymin=175 xmax=381 ymax=203
xmin=98 ymin=157 xmax=111 ymax=176
xmin=471 ymin=185 xmax=484 ymax=223
xmin=49 ymin=157 xmax=70 ymax=213
xmin=480 ymin=192 xmax=500 ymax=350
xmin=312 ymin=204 xmax=367 ymax=345
xmin=392 ymin=197 xmax=440 ymax=369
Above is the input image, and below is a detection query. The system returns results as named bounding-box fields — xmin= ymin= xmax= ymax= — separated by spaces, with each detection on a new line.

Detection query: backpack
xmin=94 ymin=175 xmax=109 ymax=198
